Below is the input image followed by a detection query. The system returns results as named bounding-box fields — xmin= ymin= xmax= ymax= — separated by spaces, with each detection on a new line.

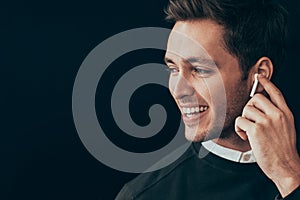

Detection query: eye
xmin=193 ymin=67 xmax=213 ymax=77
xmin=165 ymin=66 xmax=179 ymax=74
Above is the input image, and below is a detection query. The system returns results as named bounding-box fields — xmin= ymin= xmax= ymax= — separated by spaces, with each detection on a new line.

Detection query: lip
xmin=181 ymin=107 xmax=208 ymax=127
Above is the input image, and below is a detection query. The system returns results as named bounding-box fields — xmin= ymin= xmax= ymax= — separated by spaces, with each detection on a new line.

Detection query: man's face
xmin=165 ymin=20 xmax=251 ymax=142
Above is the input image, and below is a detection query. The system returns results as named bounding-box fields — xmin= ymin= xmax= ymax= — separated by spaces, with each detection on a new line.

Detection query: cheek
xmin=192 ymin=79 xmax=209 ymax=97
xmin=193 ymin=77 xmax=226 ymax=106
xmin=226 ymin=82 xmax=249 ymax=107
xmin=194 ymin=77 xmax=228 ymax=124
xmin=223 ymin=80 xmax=249 ymax=123
xmin=168 ymin=76 xmax=176 ymax=95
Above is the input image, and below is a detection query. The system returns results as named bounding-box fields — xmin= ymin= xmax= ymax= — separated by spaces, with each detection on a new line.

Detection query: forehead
xmin=166 ymin=20 xmax=224 ymax=61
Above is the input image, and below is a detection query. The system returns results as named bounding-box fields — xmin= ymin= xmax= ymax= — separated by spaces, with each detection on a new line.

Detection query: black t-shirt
xmin=115 ymin=142 xmax=300 ymax=200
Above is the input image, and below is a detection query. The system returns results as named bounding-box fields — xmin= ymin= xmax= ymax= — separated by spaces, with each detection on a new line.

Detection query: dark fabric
xmin=115 ymin=142 xmax=282 ymax=200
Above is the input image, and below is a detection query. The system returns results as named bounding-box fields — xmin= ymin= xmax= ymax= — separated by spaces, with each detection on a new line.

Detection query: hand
xmin=235 ymin=74 xmax=300 ymax=197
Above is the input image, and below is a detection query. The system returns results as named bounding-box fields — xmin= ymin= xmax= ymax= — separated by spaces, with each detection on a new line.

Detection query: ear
xmin=250 ymin=57 xmax=273 ymax=93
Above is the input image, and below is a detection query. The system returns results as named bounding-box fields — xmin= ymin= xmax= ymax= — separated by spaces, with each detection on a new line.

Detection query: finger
xmin=235 ymin=116 xmax=254 ymax=140
xmin=257 ymin=74 xmax=288 ymax=110
xmin=247 ymin=94 xmax=273 ymax=115
xmin=248 ymin=93 xmax=281 ymax=116
xmin=242 ymin=104 xmax=266 ymax=123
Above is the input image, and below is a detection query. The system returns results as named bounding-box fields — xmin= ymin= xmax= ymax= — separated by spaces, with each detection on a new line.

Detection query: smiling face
xmin=165 ymin=20 xmax=251 ymax=142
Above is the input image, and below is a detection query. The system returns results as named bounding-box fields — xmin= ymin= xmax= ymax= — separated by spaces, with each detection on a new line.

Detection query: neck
xmin=213 ymin=134 xmax=251 ymax=152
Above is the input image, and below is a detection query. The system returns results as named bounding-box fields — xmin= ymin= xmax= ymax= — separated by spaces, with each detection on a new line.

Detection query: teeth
xmin=187 ymin=108 xmax=191 ymax=114
xmin=186 ymin=114 xmax=193 ymax=118
xmin=191 ymin=108 xmax=195 ymax=113
xmin=182 ymin=106 xmax=208 ymax=114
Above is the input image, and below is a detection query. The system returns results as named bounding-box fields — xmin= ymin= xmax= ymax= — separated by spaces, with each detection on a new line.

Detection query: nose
xmin=170 ymin=74 xmax=194 ymax=100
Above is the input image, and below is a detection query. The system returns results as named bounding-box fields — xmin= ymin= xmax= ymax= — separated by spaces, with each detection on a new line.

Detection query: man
xmin=116 ymin=0 xmax=300 ymax=199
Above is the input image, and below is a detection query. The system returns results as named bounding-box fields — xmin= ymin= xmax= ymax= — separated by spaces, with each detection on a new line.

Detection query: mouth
xmin=180 ymin=105 xmax=209 ymax=126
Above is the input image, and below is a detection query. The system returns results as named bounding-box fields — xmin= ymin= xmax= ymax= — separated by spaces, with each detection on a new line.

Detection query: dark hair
xmin=165 ymin=0 xmax=288 ymax=79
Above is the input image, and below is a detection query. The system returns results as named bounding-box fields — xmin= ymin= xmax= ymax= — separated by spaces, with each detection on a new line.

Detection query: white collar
xmin=201 ymin=140 xmax=256 ymax=163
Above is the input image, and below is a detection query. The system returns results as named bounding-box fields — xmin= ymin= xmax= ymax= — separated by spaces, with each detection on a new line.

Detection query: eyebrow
xmin=186 ymin=57 xmax=216 ymax=67
xmin=164 ymin=56 xmax=217 ymax=67
xmin=164 ymin=57 xmax=175 ymax=64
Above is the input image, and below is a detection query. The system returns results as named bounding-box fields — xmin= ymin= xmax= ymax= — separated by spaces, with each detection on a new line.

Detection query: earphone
xmin=249 ymin=73 xmax=259 ymax=97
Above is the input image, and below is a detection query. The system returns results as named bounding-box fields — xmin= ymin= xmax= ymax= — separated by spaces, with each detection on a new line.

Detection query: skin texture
xmin=165 ymin=19 xmax=300 ymax=197
xmin=235 ymin=75 xmax=300 ymax=197
xmin=165 ymin=19 xmax=252 ymax=150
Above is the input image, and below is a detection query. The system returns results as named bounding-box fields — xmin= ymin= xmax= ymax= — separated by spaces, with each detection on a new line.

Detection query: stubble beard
xmin=184 ymin=81 xmax=249 ymax=142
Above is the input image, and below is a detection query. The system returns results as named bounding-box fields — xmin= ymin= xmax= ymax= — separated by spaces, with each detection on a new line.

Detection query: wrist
xmin=271 ymin=158 xmax=300 ymax=198
xmin=274 ymin=176 xmax=300 ymax=198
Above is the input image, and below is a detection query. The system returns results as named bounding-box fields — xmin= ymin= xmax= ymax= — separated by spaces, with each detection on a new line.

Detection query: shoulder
xmin=115 ymin=143 xmax=196 ymax=200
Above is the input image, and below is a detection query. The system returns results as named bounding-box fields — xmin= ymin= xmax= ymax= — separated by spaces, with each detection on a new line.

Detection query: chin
xmin=184 ymin=123 xmax=225 ymax=142
xmin=184 ymin=126 xmax=207 ymax=142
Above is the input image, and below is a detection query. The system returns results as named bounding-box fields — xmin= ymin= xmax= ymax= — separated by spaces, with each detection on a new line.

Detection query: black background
xmin=2 ymin=0 xmax=300 ymax=199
